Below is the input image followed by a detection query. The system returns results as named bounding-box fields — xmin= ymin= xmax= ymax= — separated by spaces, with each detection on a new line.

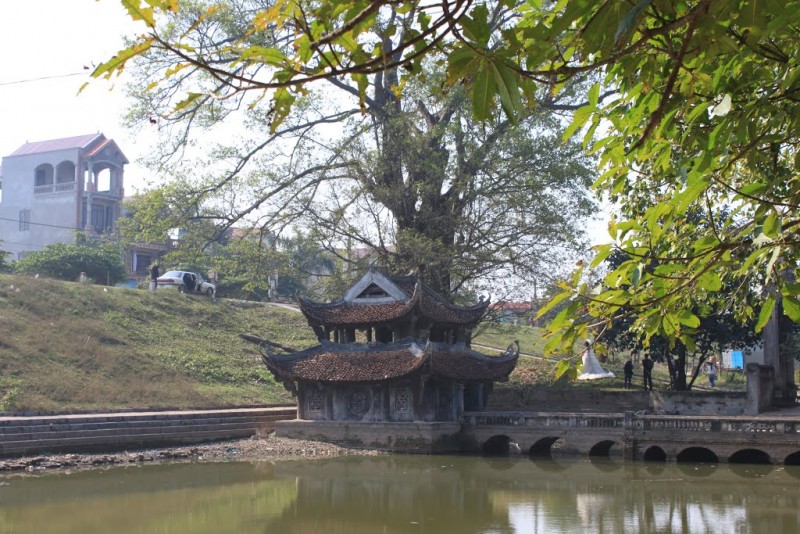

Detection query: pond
xmin=1 ymin=455 xmax=799 ymax=533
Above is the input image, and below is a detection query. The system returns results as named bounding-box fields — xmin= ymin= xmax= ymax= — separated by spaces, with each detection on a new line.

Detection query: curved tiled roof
xmin=262 ymin=341 xmax=518 ymax=383
xmin=299 ymin=296 xmax=415 ymax=326
xmin=263 ymin=341 xmax=428 ymax=383
xmin=299 ymin=277 xmax=488 ymax=327
xmin=428 ymin=343 xmax=518 ymax=382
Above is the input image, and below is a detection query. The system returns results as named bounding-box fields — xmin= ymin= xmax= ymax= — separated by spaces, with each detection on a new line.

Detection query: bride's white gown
xmin=578 ymin=347 xmax=615 ymax=380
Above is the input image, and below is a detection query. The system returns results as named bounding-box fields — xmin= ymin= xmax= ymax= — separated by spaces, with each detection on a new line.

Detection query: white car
xmin=156 ymin=270 xmax=215 ymax=296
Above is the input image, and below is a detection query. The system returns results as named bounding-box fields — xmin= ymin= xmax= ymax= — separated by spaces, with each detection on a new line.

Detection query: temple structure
xmin=259 ymin=268 xmax=519 ymax=451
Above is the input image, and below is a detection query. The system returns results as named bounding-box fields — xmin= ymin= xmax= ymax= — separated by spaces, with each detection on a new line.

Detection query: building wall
xmin=0 ymin=149 xmax=81 ymax=259
xmin=0 ymin=140 xmax=126 ymax=262
xmin=298 ymin=381 xmax=464 ymax=423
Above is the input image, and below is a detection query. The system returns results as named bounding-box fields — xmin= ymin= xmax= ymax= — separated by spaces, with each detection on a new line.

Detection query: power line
xmin=0 ymin=216 xmax=81 ymax=231
xmin=0 ymin=72 xmax=87 ymax=87
xmin=0 ymin=240 xmax=43 ymax=248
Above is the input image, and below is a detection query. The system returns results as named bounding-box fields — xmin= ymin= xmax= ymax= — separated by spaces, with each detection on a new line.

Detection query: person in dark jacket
xmin=149 ymin=262 xmax=160 ymax=291
xmin=642 ymin=354 xmax=654 ymax=391
xmin=623 ymin=360 xmax=634 ymax=389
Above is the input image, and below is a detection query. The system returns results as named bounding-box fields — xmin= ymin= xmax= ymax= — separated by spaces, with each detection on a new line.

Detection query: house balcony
xmin=34 ymin=182 xmax=76 ymax=195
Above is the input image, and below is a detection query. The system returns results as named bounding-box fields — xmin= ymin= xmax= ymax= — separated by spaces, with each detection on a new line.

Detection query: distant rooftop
xmin=7 ymin=133 xmax=104 ymax=157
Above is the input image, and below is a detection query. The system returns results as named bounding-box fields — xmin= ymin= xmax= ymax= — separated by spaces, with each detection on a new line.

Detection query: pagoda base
xmin=274 ymin=419 xmax=464 ymax=453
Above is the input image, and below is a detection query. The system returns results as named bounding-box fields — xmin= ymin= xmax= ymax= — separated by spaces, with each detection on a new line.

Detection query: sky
xmin=0 ymin=0 xmax=149 ymax=191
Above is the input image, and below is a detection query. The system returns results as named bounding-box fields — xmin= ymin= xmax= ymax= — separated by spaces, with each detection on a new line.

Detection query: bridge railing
xmin=463 ymin=412 xmax=625 ymax=430
xmin=463 ymin=411 xmax=800 ymax=436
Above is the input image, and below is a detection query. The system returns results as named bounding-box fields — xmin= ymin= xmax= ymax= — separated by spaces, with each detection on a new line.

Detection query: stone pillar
xmin=763 ymin=297 xmax=780 ymax=380
xmin=746 ymin=363 xmax=775 ymax=415
xmin=623 ymin=411 xmax=635 ymax=461
xmin=763 ymin=295 xmax=797 ymax=403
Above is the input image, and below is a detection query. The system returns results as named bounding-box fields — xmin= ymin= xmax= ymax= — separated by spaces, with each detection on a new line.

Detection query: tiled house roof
xmin=8 ymin=133 xmax=103 ymax=156
xmin=263 ymin=341 xmax=518 ymax=384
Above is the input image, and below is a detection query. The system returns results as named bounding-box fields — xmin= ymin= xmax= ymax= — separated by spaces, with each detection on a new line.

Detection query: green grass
xmin=0 ymin=273 xmax=743 ymax=412
xmin=0 ymin=272 xmax=316 ymax=412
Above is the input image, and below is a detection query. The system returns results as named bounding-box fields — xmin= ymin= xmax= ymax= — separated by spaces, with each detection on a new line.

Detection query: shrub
xmin=15 ymin=239 xmax=126 ymax=285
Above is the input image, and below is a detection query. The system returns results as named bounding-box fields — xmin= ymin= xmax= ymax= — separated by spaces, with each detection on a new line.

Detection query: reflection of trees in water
xmin=270 ymin=456 xmax=800 ymax=533
xmin=0 ymin=462 xmax=298 ymax=534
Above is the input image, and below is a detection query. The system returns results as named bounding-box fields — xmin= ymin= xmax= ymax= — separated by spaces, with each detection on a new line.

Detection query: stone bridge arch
xmin=676 ymin=447 xmax=719 ymax=463
xmin=481 ymin=435 xmax=513 ymax=456
xmin=528 ymin=437 xmax=562 ymax=458
xmin=728 ymin=448 xmax=772 ymax=464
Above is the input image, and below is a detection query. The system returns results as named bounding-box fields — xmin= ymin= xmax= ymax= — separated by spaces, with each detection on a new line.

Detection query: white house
xmin=0 ymin=133 xmax=127 ymax=261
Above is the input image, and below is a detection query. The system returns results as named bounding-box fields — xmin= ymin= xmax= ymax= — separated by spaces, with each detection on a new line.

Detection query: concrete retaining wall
xmin=490 ymin=387 xmax=755 ymax=416
xmin=0 ymin=407 xmax=296 ymax=457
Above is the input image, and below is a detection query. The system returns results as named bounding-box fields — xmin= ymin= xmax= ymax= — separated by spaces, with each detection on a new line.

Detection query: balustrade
xmin=464 ymin=411 xmax=798 ymax=439
xmin=34 ymin=181 xmax=75 ymax=194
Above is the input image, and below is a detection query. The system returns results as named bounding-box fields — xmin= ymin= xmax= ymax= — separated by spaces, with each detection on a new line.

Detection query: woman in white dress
xmin=578 ymin=340 xmax=615 ymax=380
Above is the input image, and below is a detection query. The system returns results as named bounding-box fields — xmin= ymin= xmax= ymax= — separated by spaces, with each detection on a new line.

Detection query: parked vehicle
xmin=156 ymin=270 xmax=215 ymax=296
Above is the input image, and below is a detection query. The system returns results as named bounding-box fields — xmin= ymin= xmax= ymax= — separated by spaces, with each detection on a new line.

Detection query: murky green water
xmin=1 ymin=455 xmax=798 ymax=533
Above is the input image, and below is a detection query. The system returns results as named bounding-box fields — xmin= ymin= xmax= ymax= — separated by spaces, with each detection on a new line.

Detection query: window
xmin=34 ymin=164 xmax=54 ymax=187
xmin=19 ymin=209 xmax=30 ymax=231
xmin=91 ymin=205 xmax=105 ymax=231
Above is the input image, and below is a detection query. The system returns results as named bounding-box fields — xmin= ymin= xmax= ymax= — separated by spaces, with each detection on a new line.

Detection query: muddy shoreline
xmin=0 ymin=433 xmax=385 ymax=474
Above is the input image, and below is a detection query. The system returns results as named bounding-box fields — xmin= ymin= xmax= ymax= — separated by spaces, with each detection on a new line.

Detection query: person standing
xmin=623 ymin=359 xmax=634 ymax=389
xmin=706 ymin=359 xmax=718 ymax=388
xmin=642 ymin=354 xmax=654 ymax=391
xmin=149 ymin=262 xmax=160 ymax=291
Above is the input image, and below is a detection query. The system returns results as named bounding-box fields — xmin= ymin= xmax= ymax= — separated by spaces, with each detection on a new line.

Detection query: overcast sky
xmin=0 ymin=0 xmax=149 ymax=190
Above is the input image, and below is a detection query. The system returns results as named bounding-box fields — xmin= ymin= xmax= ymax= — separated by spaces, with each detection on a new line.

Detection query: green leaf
xmin=738 ymin=182 xmax=768 ymax=197
xmin=675 ymin=310 xmax=701 ymax=328
xmin=121 ymin=0 xmax=156 ymax=26
xmin=783 ymin=296 xmax=800 ymax=322
xmin=536 ymin=291 xmax=571 ymax=319
xmin=697 ymin=271 xmax=722 ymax=292
xmin=472 ymin=64 xmax=495 ymax=120
xmin=589 ymin=243 xmax=613 ymax=269
xmin=563 ymin=104 xmax=594 ymax=141
xmin=756 ymin=294 xmax=776 ymax=332
xmin=239 ymin=46 xmax=287 ymax=66
xmin=588 ymin=83 xmax=600 ymax=107
xmin=173 ymin=92 xmax=203 ymax=112
xmin=491 ymin=60 xmax=523 ymax=120
xmin=91 ymin=40 xmax=153 ymax=79
xmin=554 ymin=358 xmax=572 ymax=381
xmin=762 ymin=210 xmax=781 ymax=237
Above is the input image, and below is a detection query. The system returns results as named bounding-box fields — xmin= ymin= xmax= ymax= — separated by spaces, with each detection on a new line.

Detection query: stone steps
xmin=0 ymin=407 xmax=296 ymax=457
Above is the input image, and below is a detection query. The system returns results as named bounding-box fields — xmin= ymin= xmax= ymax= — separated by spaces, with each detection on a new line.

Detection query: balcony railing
xmin=34 ymin=181 xmax=76 ymax=194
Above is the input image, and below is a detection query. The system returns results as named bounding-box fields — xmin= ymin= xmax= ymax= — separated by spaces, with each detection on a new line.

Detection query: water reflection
xmin=0 ymin=456 xmax=799 ymax=533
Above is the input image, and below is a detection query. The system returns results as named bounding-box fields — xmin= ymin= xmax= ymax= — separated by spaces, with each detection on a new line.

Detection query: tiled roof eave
xmin=262 ymin=340 xmax=519 ymax=384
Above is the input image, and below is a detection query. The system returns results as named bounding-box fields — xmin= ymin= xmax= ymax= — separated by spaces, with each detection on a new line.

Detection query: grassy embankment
xmin=0 ymin=273 xmax=731 ymax=412
xmin=0 ymin=272 xmax=316 ymax=412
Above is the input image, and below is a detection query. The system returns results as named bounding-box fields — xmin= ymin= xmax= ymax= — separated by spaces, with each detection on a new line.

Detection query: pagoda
xmin=257 ymin=268 xmax=518 ymax=451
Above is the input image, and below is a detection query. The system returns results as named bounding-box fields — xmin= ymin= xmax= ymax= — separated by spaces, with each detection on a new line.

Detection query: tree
xmin=601 ymin=252 xmax=761 ymax=390
xmin=100 ymin=1 xmax=800 ymax=352
xmin=0 ymin=245 xmax=9 ymax=273
xmin=15 ymin=237 xmax=126 ymax=285
xmin=109 ymin=0 xmax=597 ymax=299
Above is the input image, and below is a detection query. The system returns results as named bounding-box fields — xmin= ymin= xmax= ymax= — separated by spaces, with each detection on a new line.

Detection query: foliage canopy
xmin=111 ymin=0 xmax=596 ymax=299
xmin=103 ymin=0 xmax=800 ymax=351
